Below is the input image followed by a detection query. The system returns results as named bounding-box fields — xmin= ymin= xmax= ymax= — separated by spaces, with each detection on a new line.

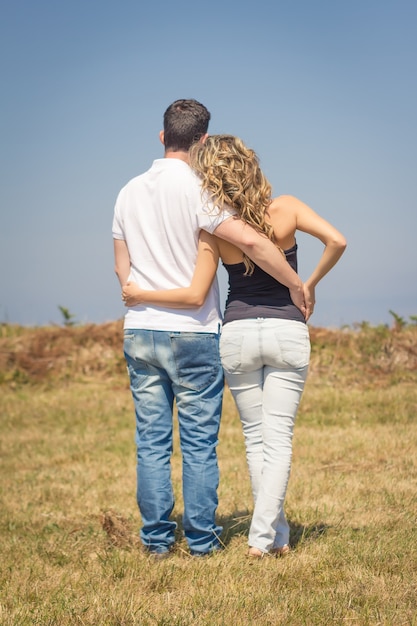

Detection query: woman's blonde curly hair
xmin=189 ymin=135 xmax=282 ymax=274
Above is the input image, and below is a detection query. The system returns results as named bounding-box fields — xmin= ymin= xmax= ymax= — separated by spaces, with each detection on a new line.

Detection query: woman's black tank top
xmin=222 ymin=243 xmax=305 ymax=325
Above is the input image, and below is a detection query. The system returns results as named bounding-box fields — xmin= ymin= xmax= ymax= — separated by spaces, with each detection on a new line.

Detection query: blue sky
xmin=1 ymin=0 xmax=416 ymax=328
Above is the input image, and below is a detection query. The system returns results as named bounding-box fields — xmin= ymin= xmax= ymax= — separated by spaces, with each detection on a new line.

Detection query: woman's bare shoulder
xmin=269 ymin=195 xmax=299 ymax=213
xmin=267 ymin=196 xmax=298 ymax=246
xmin=268 ymin=195 xmax=299 ymax=223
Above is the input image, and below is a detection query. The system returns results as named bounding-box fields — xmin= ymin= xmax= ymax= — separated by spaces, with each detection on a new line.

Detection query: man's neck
xmin=164 ymin=150 xmax=189 ymax=163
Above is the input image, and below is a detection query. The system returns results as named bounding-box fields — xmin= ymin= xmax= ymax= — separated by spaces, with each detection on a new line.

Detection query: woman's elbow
xmin=189 ymin=294 xmax=207 ymax=308
xmin=328 ymin=234 xmax=347 ymax=254
xmin=186 ymin=288 xmax=209 ymax=308
xmin=337 ymin=235 xmax=347 ymax=253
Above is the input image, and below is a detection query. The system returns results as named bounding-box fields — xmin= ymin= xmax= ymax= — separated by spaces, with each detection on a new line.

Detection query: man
xmin=113 ymin=99 xmax=305 ymax=558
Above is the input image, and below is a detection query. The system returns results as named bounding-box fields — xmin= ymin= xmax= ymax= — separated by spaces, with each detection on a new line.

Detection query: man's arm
xmin=213 ymin=217 xmax=307 ymax=317
xmin=113 ymin=238 xmax=131 ymax=287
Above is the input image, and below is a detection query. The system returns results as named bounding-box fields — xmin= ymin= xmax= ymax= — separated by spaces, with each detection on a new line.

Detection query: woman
xmin=122 ymin=135 xmax=346 ymax=558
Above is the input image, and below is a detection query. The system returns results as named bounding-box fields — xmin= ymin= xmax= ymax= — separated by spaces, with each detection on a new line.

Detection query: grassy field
xmin=0 ymin=321 xmax=416 ymax=625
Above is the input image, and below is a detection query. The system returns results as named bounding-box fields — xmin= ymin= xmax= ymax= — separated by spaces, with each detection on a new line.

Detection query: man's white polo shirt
xmin=112 ymin=158 xmax=231 ymax=332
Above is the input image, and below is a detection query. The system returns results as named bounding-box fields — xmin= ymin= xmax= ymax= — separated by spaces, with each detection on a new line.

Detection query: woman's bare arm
xmin=270 ymin=195 xmax=347 ymax=320
xmin=122 ymin=231 xmax=219 ymax=308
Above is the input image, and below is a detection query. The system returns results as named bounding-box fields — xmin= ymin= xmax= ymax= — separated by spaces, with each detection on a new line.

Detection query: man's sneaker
xmin=145 ymin=549 xmax=172 ymax=560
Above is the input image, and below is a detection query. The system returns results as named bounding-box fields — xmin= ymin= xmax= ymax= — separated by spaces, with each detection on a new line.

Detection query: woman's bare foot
xmin=247 ymin=546 xmax=265 ymax=558
xmin=271 ymin=544 xmax=291 ymax=557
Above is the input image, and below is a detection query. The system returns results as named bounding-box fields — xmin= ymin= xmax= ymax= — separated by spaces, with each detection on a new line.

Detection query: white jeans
xmin=220 ymin=318 xmax=310 ymax=552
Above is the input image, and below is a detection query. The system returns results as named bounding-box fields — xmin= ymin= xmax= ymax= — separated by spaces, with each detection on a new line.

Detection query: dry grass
xmin=1 ymin=320 xmax=416 ymax=386
xmin=0 ymin=322 xmax=416 ymax=625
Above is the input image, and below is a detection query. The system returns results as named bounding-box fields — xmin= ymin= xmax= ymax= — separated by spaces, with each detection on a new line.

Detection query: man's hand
xmin=289 ymin=284 xmax=307 ymax=320
xmin=302 ymin=283 xmax=315 ymax=322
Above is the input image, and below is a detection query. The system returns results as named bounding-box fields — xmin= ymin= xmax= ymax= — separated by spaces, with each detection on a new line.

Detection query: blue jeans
xmin=220 ymin=318 xmax=310 ymax=553
xmin=123 ymin=329 xmax=224 ymax=555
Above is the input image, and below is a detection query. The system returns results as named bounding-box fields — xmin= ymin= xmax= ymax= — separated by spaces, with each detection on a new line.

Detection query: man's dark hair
xmin=163 ymin=99 xmax=211 ymax=152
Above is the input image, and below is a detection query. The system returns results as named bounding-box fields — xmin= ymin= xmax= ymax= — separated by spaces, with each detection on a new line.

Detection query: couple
xmin=113 ymin=99 xmax=346 ymax=559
